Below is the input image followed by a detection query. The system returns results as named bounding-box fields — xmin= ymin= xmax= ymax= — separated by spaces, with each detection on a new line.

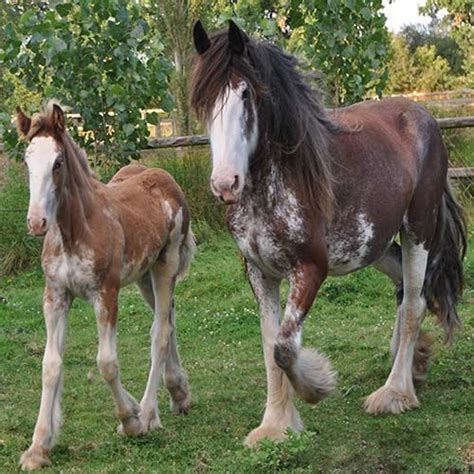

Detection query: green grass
xmin=1 ymin=232 xmax=473 ymax=472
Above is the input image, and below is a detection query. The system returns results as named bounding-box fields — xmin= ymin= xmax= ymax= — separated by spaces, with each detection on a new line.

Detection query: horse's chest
xmin=229 ymin=203 xmax=303 ymax=277
xmin=43 ymin=249 xmax=98 ymax=298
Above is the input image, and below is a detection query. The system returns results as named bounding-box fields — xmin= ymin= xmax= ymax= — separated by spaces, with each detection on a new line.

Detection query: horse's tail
xmin=424 ymin=181 xmax=467 ymax=342
xmin=177 ymin=226 xmax=196 ymax=282
xmin=274 ymin=322 xmax=337 ymax=404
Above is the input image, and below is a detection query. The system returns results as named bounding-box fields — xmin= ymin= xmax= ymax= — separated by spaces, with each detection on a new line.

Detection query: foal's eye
xmin=53 ymin=159 xmax=62 ymax=171
xmin=242 ymin=88 xmax=250 ymax=100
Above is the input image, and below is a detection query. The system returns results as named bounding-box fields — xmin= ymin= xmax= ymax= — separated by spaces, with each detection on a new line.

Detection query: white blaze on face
xmin=25 ymin=136 xmax=61 ymax=235
xmin=208 ymin=81 xmax=258 ymax=203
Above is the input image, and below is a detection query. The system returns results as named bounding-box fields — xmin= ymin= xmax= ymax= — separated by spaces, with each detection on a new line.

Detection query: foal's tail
xmin=177 ymin=227 xmax=196 ymax=282
xmin=424 ymin=182 xmax=467 ymax=342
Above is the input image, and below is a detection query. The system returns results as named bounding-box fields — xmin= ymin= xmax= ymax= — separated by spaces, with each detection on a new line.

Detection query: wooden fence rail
xmin=1 ymin=116 xmax=473 ymax=153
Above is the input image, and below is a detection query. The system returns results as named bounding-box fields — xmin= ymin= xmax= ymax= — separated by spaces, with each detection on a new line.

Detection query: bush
xmin=0 ymin=159 xmax=41 ymax=275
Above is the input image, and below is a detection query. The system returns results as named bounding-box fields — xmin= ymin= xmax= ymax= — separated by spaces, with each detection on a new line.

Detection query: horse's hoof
xmin=244 ymin=424 xmax=297 ymax=448
xmin=364 ymin=385 xmax=419 ymax=415
xmin=117 ymin=415 xmax=143 ymax=436
xmin=171 ymin=394 xmax=191 ymax=415
xmin=19 ymin=447 xmax=51 ymax=471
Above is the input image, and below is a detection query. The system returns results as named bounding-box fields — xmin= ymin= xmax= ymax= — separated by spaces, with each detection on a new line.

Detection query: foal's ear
xmin=51 ymin=103 xmax=66 ymax=132
xmin=16 ymin=107 xmax=32 ymax=138
xmin=228 ymin=20 xmax=248 ymax=55
xmin=193 ymin=20 xmax=211 ymax=55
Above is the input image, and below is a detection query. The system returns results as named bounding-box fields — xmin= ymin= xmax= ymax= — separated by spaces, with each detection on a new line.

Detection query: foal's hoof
xmin=139 ymin=409 xmax=163 ymax=433
xmin=19 ymin=447 xmax=51 ymax=471
xmin=364 ymin=385 xmax=419 ymax=415
xmin=117 ymin=415 xmax=143 ymax=436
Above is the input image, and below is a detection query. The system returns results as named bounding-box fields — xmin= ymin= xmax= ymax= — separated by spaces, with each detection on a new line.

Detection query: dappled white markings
xmin=328 ymin=213 xmax=375 ymax=275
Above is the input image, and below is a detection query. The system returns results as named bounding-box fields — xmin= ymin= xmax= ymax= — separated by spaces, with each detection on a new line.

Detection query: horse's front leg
xmin=274 ymin=264 xmax=336 ymax=406
xmin=20 ymin=286 xmax=72 ymax=470
xmin=93 ymin=288 xmax=142 ymax=436
xmin=244 ymin=262 xmax=303 ymax=448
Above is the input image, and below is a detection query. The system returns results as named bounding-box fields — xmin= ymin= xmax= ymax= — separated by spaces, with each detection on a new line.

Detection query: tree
xmin=0 ymin=0 xmax=173 ymax=168
xmin=400 ymin=23 xmax=464 ymax=76
xmin=420 ymin=0 xmax=473 ymax=87
xmin=384 ymin=34 xmax=453 ymax=94
xmin=148 ymin=1 xmax=208 ymax=135
xmin=210 ymin=0 xmax=390 ymax=106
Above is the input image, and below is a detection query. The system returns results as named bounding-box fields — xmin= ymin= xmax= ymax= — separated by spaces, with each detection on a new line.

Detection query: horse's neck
xmin=246 ymin=160 xmax=286 ymax=205
xmin=55 ymin=175 xmax=96 ymax=250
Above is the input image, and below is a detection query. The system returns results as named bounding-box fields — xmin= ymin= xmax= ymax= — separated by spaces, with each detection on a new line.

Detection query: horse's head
xmin=16 ymin=102 xmax=67 ymax=236
xmin=192 ymin=20 xmax=259 ymax=204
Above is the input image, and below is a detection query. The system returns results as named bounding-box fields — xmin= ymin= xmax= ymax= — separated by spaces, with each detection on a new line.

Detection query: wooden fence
xmin=1 ymin=116 xmax=473 ymax=180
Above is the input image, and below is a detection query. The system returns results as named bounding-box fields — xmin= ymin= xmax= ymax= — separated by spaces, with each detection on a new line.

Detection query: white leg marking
xmin=19 ymin=287 xmax=71 ymax=471
xmin=365 ymin=233 xmax=428 ymax=415
xmin=94 ymin=294 xmax=142 ymax=436
xmin=139 ymin=211 xmax=185 ymax=431
xmin=244 ymin=264 xmax=302 ymax=448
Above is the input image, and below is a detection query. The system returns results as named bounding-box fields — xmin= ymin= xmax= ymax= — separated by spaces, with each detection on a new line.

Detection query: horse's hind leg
xmin=164 ymin=299 xmax=190 ymax=415
xmin=138 ymin=249 xmax=189 ymax=432
xmin=373 ymin=242 xmax=432 ymax=386
xmin=365 ymin=231 xmax=428 ymax=414
xmin=138 ymin=274 xmax=190 ymax=416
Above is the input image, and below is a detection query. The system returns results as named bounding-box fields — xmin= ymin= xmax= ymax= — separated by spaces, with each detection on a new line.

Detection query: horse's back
xmin=326 ymin=98 xmax=447 ymax=275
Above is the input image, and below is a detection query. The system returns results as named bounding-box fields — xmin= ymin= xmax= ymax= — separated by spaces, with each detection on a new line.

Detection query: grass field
xmin=1 ymin=231 xmax=473 ymax=472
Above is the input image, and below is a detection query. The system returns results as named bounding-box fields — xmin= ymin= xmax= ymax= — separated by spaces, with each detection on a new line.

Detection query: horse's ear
xmin=51 ymin=103 xmax=65 ymax=132
xmin=228 ymin=20 xmax=248 ymax=55
xmin=193 ymin=20 xmax=210 ymax=55
xmin=16 ymin=107 xmax=32 ymax=138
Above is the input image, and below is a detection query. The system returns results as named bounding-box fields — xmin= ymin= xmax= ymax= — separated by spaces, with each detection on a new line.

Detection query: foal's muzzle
xmin=27 ymin=216 xmax=48 ymax=236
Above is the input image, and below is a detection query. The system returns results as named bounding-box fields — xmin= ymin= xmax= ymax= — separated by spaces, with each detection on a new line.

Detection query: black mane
xmin=191 ymin=31 xmax=339 ymax=218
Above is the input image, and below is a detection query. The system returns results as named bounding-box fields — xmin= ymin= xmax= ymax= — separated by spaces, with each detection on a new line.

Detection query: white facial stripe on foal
xmin=208 ymin=82 xmax=258 ymax=179
xmin=25 ymin=136 xmax=60 ymax=218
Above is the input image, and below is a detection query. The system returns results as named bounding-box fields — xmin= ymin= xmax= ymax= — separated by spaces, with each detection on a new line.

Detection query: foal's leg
xmin=138 ymin=273 xmax=190 ymax=416
xmin=139 ymin=242 xmax=188 ymax=432
xmin=244 ymin=262 xmax=302 ymax=448
xmin=164 ymin=299 xmax=191 ymax=415
xmin=373 ymin=242 xmax=432 ymax=386
xmin=20 ymin=286 xmax=71 ymax=470
xmin=94 ymin=289 xmax=142 ymax=436
xmin=365 ymin=231 xmax=428 ymax=414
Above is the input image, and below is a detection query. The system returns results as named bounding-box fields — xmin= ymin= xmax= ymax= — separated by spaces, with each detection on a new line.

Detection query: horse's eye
xmin=53 ymin=159 xmax=62 ymax=171
xmin=242 ymin=88 xmax=250 ymax=100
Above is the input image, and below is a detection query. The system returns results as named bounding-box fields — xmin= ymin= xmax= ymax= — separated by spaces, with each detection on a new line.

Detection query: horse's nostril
xmin=232 ymin=175 xmax=239 ymax=191
xmin=41 ymin=218 xmax=47 ymax=229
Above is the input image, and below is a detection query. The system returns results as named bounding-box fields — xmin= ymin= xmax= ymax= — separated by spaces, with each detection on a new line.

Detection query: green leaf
xmin=110 ymin=84 xmax=125 ymax=96
xmin=146 ymin=112 xmax=159 ymax=125
xmin=55 ymin=3 xmax=73 ymax=17
xmin=123 ymin=123 xmax=134 ymax=136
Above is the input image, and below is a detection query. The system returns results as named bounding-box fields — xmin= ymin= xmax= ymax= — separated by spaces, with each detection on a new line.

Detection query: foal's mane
xmin=191 ymin=31 xmax=339 ymax=219
xmin=27 ymin=101 xmax=94 ymax=200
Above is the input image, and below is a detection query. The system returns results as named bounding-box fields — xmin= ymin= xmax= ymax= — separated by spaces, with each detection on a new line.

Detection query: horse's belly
xmin=326 ymin=212 xmax=392 ymax=276
xmin=119 ymin=254 xmax=158 ymax=287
